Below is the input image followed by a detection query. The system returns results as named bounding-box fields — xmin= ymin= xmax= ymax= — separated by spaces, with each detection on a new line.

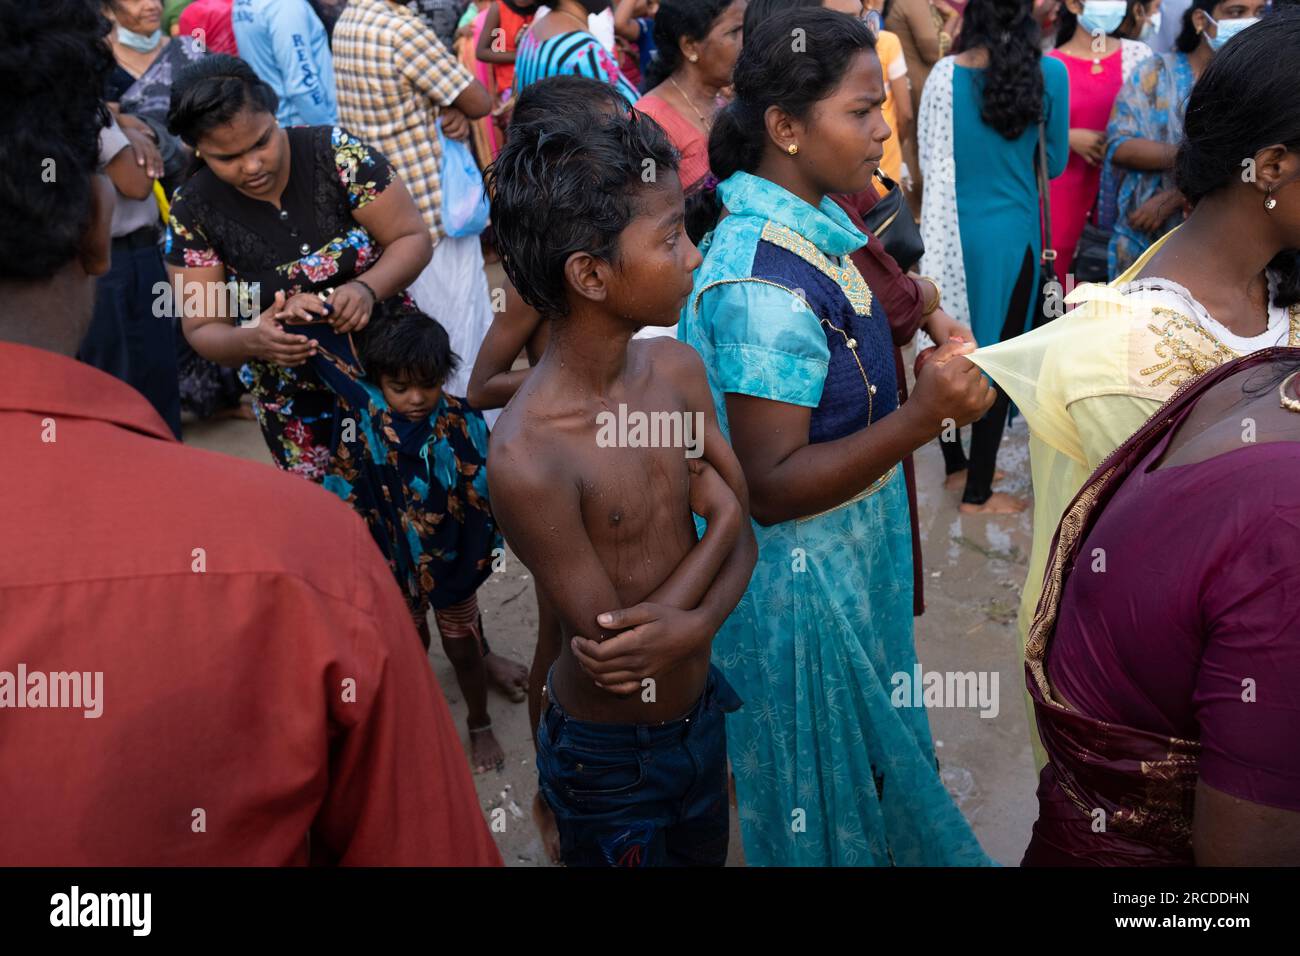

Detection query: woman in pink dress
xmin=1047 ymin=0 xmax=1157 ymax=275
xmin=633 ymin=0 xmax=746 ymax=196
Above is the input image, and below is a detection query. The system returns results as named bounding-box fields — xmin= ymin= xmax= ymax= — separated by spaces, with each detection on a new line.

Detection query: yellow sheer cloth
xmin=968 ymin=228 xmax=1214 ymax=764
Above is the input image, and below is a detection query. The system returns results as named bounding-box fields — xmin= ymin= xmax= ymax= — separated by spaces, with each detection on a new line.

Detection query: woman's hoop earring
xmin=787 ymin=143 xmax=799 ymax=156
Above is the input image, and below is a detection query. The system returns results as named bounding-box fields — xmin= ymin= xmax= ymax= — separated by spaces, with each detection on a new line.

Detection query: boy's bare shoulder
xmin=488 ymin=393 xmax=572 ymax=497
xmin=630 ymin=335 xmax=708 ymax=382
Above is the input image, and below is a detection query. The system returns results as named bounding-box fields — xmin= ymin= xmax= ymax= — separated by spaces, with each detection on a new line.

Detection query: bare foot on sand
xmin=959 ymin=492 xmax=1029 ymax=515
xmin=944 ymin=468 xmax=1007 ymax=491
xmin=533 ymin=792 xmax=562 ymax=864
xmin=468 ymin=722 xmax=505 ymax=773
xmin=484 ymin=652 xmax=528 ymax=703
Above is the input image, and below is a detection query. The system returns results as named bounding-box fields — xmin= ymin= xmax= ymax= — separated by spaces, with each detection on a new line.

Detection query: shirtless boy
xmin=486 ymin=105 xmax=758 ymax=866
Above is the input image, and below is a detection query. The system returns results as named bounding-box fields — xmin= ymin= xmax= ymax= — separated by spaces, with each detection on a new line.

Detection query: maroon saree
xmin=1021 ymin=347 xmax=1300 ymax=866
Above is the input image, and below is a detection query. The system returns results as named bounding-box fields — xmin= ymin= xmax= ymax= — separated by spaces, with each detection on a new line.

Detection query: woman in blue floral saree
xmin=678 ymin=9 xmax=995 ymax=865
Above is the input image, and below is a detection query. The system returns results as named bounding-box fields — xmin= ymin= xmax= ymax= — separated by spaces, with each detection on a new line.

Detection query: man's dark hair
xmin=0 ymin=0 xmax=114 ymax=281
xmin=167 ymin=54 xmax=280 ymax=148
xmin=510 ymin=74 xmax=627 ymax=126
xmin=358 ymin=298 xmax=460 ymax=387
xmin=486 ymin=107 xmax=679 ymax=319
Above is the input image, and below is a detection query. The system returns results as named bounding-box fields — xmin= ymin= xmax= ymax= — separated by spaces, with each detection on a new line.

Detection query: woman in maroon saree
xmin=1024 ymin=347 xmax=1300 ymax=866
xmin=1021 ymin=11 xmax=1300 ymax=866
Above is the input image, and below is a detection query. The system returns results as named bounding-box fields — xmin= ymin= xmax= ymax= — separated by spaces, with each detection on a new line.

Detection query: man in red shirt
xmin=0 ymin=0 xmax=500 ymax=867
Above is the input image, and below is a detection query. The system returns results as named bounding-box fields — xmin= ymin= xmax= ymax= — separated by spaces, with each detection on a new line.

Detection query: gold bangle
xmin=916 ymin=275 xmax=942 ymax=315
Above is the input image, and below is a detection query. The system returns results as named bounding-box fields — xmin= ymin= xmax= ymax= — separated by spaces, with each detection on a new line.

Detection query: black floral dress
xmin=165 ymin=126 xmax=396 ymax=480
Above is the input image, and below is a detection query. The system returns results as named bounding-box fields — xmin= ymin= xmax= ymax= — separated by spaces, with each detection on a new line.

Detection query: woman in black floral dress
xmin=164 ymin=55 xmax=433 ymax=479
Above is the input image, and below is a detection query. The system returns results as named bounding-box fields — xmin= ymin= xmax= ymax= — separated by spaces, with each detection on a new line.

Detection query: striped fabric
xmin=514 ymin=29 xmax=639 ymax=106
xmin=433 ymin=593 xmax=483 ymax=649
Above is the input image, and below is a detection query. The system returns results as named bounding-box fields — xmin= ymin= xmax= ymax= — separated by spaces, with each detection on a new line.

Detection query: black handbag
xmin=1032 ymin=119 xmax=1061 ymax=330
xmin=1071 ymin=207 xmax=1111 ymax=283
xmin=862 ymin=168 xmax=925 ymax=273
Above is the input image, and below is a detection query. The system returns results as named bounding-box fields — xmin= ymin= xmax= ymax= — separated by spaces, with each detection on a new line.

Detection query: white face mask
xmin=1204 ymin=14 xmax=1261 ymax=51
xmin=1139 ymin=9 xmax=1163 ymax=40
xmin=1078 ymin=0 xmax=1128 ymax=35
xmin=116 ymin=24 xmax=163 ymax=53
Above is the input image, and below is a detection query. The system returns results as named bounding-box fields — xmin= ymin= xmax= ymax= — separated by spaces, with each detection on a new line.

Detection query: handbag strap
xmin=1036 ymin=119 xmax=1057 ymax=269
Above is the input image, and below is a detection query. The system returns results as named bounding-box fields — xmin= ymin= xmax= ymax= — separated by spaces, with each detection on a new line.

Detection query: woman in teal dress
xmin=680 ymin=8 xmax=996 ymax=866
xmin=917 ymin=0 xmax=1069 ymax=512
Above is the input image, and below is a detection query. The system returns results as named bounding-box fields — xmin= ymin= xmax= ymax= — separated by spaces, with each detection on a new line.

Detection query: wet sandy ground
xmin=184 ymin=388 xmax=1039 ymax=867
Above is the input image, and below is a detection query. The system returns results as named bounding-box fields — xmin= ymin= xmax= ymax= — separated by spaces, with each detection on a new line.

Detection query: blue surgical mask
xmin=1078 ymin=0 xmax=1128 ymax=35
xmin=116 ymin=24 xmax=163 ymax=52
xmin=1138 ymin=9 xmax=1162 ymax=40
xmin=1204 ymin=14 xmax=1260 ymax=51
xmin=863 ymin=9 xmax=883 ymax=35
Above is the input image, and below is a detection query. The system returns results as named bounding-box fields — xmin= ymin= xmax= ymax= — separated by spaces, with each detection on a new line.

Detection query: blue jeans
xmin=537 ymin=665 xmax=742 ymax=867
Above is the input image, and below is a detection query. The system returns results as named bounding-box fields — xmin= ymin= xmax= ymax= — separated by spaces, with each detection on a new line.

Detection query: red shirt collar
xmin=0 ymin=342 xmax=177 ymax=442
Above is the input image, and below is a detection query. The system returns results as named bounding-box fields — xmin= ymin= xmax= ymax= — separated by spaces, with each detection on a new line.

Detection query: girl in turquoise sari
xmin=680 ymin=8 xmax=996 ymax=865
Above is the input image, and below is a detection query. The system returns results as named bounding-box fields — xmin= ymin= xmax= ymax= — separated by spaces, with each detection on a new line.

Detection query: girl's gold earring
xmin=787 ymin=143 xmax=799 ymax=156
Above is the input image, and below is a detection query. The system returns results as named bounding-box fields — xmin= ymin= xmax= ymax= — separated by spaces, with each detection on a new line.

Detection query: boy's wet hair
xmin=358 ymin=298 xmax=460 ymax=387
xmin=486 ymin=106 xmax=679 ymax=319
xmin=510 ymin=75 xmax=627 ymax=127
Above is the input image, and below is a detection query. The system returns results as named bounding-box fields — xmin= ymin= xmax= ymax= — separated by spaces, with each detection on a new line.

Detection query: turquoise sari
xmin=679 ymin=172 xmax=991 ymax=866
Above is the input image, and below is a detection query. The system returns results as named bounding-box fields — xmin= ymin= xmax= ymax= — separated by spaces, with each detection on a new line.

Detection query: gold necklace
xmin=554 ymin=7 xmax=590 ymax=31
xmin=668 ymin=75 xmax=713 ymax=130
xmin=1279 ymin=370 xmax=1300 ymax=413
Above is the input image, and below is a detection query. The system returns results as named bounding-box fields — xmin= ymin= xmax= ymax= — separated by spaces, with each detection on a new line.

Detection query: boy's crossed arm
xmin=574 ymin=344 xmax=759 ymax=694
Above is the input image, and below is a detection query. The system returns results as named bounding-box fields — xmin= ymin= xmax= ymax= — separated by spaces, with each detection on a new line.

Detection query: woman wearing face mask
xmin=1047 ymin=0 xmax=1153 ymax=278
xmin=1103 ymin=0 xmax=1268 ymax=276
xmin=100 ymin=1 xmax=245 ymax=424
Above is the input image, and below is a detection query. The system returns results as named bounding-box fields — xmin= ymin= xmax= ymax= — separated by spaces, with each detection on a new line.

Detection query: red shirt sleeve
xmin=833 ymin=192 xmax=928 ymax=345
xmin=311 ymin=520 xmax=502 ymax=866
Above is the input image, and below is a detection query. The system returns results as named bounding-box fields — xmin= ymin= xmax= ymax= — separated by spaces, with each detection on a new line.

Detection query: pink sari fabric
xmin=634 ymin=93 xmax=711 ymax=194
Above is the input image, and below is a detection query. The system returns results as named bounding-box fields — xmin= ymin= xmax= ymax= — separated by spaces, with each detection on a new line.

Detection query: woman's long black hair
xmin=955 ymin=0 xmax=1044 ymax=140
xmin=646 ymin=0 xmax=738 ymax=88
xmin=1176 ymin=8 xmax=1300 ymax=306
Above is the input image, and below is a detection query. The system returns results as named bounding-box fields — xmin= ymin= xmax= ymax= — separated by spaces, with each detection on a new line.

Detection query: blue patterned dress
xmin=305 ymin=323 xmax=500 ymax=625
xmin=679 ymin=172 xmax=991 ymax=866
